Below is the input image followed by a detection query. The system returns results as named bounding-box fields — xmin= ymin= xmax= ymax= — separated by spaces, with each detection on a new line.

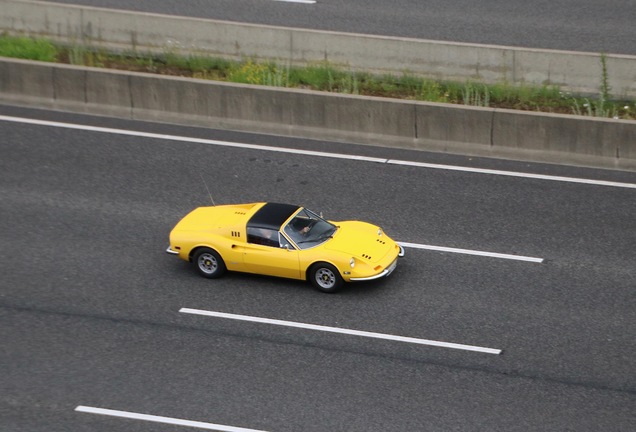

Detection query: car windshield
xmin=283 ymin=208 xmax=337 ymax=250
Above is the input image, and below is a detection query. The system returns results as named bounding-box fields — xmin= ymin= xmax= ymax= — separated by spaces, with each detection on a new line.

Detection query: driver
xmin=285 ymin=218 xmax=313 ymax=244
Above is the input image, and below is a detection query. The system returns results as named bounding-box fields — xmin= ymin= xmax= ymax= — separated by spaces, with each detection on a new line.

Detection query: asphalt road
xmin=39 ymin=0 xmax=636 ymax=55
xmin=1 ymin=104 xmax=635 ymax=431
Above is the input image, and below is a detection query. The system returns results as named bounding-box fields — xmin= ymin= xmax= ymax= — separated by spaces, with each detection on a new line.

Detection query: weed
xmin=461 ymin=82 xmax=490 ymax=107
xmin=572 ymin=98 xmax=617 ymax=118
xmin=600 ymin=53 xmax=611 ymax=103
xmin=227 ymin=60 xmax=288 ymax=86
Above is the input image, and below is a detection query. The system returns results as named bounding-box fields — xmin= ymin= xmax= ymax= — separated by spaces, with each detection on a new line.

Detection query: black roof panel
xmin=247 ymin=203 xmax=300 ymax=230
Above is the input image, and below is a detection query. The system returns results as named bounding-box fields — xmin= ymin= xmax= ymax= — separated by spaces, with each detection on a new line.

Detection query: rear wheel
xmin=193 ymin=248 xmax=226 ymax=279
xmin=309 ymin=263 xmax=343 ymax=293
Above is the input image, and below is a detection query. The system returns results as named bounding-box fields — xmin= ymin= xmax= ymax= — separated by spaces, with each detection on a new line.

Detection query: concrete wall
xmin=1 ymin=58 xmax=634 ymax=170
xmin=2 ymin=0 xmax=635 ymax=98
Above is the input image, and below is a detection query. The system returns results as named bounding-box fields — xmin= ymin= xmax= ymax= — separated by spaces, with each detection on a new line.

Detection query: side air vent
xmin=235 ymin=211 xmax=246 ymax=215
xmin=376 ymin=239 xmax=386 ymax=245
xmin=362 ymin=254 xmax=372 ymax=260
xmin=231 ymin=231 xmax=241 ymax=237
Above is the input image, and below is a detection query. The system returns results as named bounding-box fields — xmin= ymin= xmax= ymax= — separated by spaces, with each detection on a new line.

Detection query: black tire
xmin=309 ymin=262 xmax=343 ymax=293
xmin=193 ymin=248 xmax=226 ymax=279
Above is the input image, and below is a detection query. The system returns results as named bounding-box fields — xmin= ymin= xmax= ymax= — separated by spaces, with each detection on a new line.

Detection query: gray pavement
xmin=1 ymin=106 xmax=635 ymax=431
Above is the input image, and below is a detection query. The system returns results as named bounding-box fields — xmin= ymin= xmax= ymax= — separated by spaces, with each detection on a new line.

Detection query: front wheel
xmin=193 ymin=248 xmax=226 ymax=279
xmin=309 ymin=263 xmax=343 ymax=293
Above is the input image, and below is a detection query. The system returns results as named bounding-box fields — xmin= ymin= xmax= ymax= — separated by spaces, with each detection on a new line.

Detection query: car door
xmin=243 ymin=229 xmax=301 ymax=279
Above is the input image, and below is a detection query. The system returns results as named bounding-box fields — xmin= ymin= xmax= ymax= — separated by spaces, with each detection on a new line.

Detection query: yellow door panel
xmin=243 ymin=244 xmax=301 ymax=279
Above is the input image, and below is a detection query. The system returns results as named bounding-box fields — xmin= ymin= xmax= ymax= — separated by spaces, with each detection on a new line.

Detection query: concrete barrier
xmin=1 ymin=0 xmax=635 ymax=98
xmin=1 ymin=58 xmax=634 ymax=170
xmin=0 ymin=58 xmax=54 ymax=106
xmin=492 ymin=111 xmax=626 ymax=159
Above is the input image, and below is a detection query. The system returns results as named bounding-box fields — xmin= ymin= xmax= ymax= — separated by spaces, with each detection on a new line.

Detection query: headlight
xmin=350 ymin=258 xmax=356 ymax=268
xmin=377 ymin=228 xmax=383 ymax=236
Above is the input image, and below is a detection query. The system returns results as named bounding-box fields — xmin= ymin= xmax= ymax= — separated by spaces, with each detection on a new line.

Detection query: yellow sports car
xmin=166 ymin=202 xmax=404 ymax=292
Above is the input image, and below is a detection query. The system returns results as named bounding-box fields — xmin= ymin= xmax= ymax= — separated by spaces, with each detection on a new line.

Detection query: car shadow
xmin=166 ymin=254 xmax=402 ymax=296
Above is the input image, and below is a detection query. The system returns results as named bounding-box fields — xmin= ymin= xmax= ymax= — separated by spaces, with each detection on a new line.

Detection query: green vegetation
xmin=0 ymin=34 xmax=633 ymax=120
xmin=0 ymin=35 xmax=57 ymax=62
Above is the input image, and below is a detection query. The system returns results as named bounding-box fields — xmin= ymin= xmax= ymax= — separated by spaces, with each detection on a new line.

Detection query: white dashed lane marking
xmin=272 ymin=0 xmax=316 ymax=3
xmin=398 ymin=242 xmax=544 ymax=263
xmin=75 ymin=406 xmax=269 ymax=431
xmin=179 ymin=308 xmax=503 ymax=355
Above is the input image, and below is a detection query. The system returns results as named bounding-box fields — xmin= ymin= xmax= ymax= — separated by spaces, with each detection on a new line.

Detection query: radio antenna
xmin=199 ymin=173 xmax=216 ymax=206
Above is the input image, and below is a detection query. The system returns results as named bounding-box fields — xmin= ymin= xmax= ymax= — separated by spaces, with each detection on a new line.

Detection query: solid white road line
xmin=75 ymin=406 xmax=269 ymax=432
xmin=1 ymin=114 xmax=635 ymax=189
xmin=387 ymin=159 xmax=636 ymax=189
xmin=0 ymin=115 xmax=385 ymax=163
xmin=179 ymin=308 xmax=503 ymax=355
xmin=398 ymin=241 xmax=544 ymax=263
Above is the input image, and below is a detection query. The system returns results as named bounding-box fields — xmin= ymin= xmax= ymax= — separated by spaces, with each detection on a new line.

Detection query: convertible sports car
xmin=166 ymin=202 xmax=404 ymax=292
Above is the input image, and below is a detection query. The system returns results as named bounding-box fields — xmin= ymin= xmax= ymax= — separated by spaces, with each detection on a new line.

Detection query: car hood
xmin=324 ymin=221 xmax=394 ymax=264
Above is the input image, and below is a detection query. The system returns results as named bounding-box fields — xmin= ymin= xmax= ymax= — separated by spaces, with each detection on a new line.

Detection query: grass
xmin=0 ymin=35 xmax=57 ymax=62
xmin=0 ymin=34 xmax=634 ymax=120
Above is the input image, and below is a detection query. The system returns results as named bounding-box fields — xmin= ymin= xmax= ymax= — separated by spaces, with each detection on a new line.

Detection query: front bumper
xmin=349 ymin=246 xmax=403 ymax=282
xmin=166 ymin=246 xmax=179 ymax=255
